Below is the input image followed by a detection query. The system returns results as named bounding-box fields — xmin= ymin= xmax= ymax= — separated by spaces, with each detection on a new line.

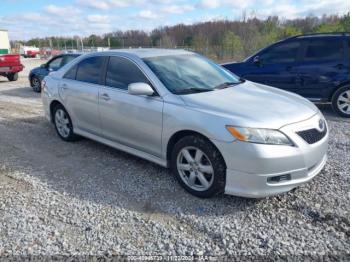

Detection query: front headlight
xmin=226 ymin=126 xmax=293 ymax=145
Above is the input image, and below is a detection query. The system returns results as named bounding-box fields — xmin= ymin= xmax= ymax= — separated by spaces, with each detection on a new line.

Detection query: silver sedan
xmin=42 ymin=49 xmax=328 ymax=198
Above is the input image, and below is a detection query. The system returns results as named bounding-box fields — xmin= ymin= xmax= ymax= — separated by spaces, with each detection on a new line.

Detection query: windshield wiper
xmin=174 ymin=87 xmax=213 ymax=95
xmin=214 ymin=79 xmax=245 ymax=90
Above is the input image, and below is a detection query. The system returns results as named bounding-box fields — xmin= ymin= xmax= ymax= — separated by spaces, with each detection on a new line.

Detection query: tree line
xmin=18 ymin=13 xmax=350 ymax=62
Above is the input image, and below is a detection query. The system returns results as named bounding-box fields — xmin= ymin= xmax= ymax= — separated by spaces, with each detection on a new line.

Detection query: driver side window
xmin=260 ymin=41 xmax=301 ymax=64
xmin=106 ymin=56 xmax=149 ymax=90
xmin=48 ymin=57 xmax=63 ymax=71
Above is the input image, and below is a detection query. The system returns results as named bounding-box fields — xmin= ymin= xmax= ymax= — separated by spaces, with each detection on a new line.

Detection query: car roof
xmin=283 ymin=32 xmax=350 ymax=41
xmin=97 ymin=48 xmax=193 ymax=58
xmin=62 ymin=53 xmax=82 ymax=56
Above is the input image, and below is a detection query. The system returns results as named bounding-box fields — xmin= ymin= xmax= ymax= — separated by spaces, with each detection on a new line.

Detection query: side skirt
xmin=75 ymin=128 xmax=169 ymax=168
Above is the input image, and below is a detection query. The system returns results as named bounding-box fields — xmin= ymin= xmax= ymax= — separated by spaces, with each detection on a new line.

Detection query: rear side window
xmin=304 ymin=39 xmax=343 ymax=62
xmin=61 ymin=55 xmax=79 ymax=66
xmin=64 ymin=65 xmax=78 ymax=80
xmin=260 ymin=41 xmax=300 ymax=64
xmin=106 ymin=56 xmax=149 ymax=90
xmin=76 ymin=56 xmax=105 ymax=84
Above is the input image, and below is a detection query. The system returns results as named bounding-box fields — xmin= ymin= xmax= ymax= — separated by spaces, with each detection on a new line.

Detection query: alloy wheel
xmin=32 ymin=77 xmax=41 ymax=92
xmin=337 ymin=90 xmax=350 ymax=115
xmin=176 ymin=146 xmax=214 ymax=191
xmin=55 ymin=109 xmax=71 ymax=138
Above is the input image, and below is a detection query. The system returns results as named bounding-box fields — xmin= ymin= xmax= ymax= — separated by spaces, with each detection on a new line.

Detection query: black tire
xmin=7 ymin=73 xmax=18 ymax=82
xmin=53 ymin=104 xmax=78 ymax=142
xmin=332 ymin=85 xmax=350 ymax=118
xmin=30 ymin=76 xmax=41 ymax=92
xmin=171 ymin=135 xmax=226 ymax=198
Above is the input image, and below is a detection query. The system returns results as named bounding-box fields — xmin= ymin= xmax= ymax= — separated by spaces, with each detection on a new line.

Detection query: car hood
xmin=30 ymin=67 xmax=40 ymax=73
xmin=180 ymin=81 xmax=318 ymax=129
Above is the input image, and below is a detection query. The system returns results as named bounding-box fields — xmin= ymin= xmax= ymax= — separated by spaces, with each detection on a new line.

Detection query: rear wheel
xmin=53 ymin=104 xmax=78 ymax=142
xmin=332 ymin=85 xmax=350 ymax=118
xmin=7 ymin=73 xmax=18 ymax=82
xmin=31 ymin=76 xmax=41 ymax=92
xmin=171 ymin=135 xmax=226 ymax=198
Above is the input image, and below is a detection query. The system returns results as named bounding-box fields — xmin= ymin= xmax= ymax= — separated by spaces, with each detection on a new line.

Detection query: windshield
xmin=143 ymin=54 xmax=241 ymax=94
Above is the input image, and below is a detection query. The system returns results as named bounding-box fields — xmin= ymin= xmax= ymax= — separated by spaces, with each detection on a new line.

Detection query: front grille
xmin=296 ymin=126 xmax=327 ymax=144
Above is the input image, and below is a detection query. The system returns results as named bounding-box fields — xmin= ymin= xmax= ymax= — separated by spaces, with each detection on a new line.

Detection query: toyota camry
xmin=42 ymin=49 xmax=328 ymax=198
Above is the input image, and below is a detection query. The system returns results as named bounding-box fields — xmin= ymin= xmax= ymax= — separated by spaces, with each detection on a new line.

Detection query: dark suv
xmin=222 ymin=33 xmax=350 ymax=117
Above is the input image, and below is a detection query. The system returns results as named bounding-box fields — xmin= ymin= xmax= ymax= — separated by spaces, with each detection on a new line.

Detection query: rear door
xmin=59 ymin=56 xmax=105 ymax=136
xmin=98 ymin=56 xmax=163 ymax=157
xmin=244 ymin=40 xmax=302 ymax=93
xmin=296 ymin=36 xmax=347 ymax=101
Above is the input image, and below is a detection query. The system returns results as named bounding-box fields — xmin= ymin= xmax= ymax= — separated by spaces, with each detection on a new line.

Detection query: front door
xmin=245 ymin=40 xmax=302 ymax=93
xmin=98 ymin=56 xmax=163 ymax=157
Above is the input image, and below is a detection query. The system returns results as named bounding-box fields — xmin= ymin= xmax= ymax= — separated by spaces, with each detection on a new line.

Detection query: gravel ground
xmin=0 ymin=58 xmax=349 ymax=259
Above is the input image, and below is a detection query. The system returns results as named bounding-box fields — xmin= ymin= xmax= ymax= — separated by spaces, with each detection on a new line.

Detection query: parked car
xmin=20 ymin=46 xmax=40 ymax=58
xmin=0 ymin=54 xmax=24 ymax=81
xmin=42 ymin=49 xmax=328 ymax=198
xmin=222 ymin=33 xmax=350 ymax=118
xmin=29 ymin=53 xmax=81 ymax=92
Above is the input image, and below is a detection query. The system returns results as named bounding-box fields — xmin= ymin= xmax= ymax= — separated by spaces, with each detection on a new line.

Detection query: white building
xmin=0 ymin=29 xmax=10 ymax=54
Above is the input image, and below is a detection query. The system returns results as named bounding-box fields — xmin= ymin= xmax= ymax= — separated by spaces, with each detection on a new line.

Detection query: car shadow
xmin=2 ymin=101 xmax=341 ymax=218
xmin=0 ymin=114 xmax=267 ymax=219
xmin=316 ymin=103 xmax=350 ymax=123
xmin=0 ymin=86 xmax=39 ymax=99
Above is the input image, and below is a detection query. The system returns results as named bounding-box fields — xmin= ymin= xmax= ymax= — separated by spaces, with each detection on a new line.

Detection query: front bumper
xmin=212 ymin=113 xmax=329 ymax=198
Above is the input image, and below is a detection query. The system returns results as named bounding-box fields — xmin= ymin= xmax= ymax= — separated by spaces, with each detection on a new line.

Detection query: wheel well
xmin=330 ymin=82 xmax=350 ymax=102
xmin=49 ymin=100 xmax=63 ymax=123
xmin=166 ymin=130 xmax=226 ymax=167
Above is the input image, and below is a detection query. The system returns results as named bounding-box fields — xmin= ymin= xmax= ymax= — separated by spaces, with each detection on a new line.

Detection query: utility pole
xmin=80 ymin=37 xmax=84 ymax=52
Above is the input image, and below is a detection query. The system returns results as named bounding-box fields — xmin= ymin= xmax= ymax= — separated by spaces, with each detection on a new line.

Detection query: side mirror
xmin=253 ymin=56 xmax=261 ymax=66
xmin=128 ymin=82 xmax=154 ymax=96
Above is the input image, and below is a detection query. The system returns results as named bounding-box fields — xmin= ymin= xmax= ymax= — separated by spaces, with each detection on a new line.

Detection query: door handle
xmin=101 ymin=93 xmax=111 ymax=101
xmin=286 ymin=66 xmax=293 ymax=71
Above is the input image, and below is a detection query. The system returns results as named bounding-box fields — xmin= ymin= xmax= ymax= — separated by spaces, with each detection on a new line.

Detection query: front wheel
xmin=7 ymin=73 xmax=18 ymax=82
xmin=53 ymin=104 xmax=78 ymax=142
xmin=332 ymin=86 xmax=350 ymax=118
xmin=171 ymin=135 xmax=226 ymax=198
xmin=31 ymin=76 xmax=41 ymax=92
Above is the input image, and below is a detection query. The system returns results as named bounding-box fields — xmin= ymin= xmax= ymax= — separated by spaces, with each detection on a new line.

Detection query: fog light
xmin=267 ymin=174 xmax=291 ymax=183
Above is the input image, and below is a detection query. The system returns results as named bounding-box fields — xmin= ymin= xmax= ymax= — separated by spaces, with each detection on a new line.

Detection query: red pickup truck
xmin=0 ymin=54 xmax=24 ymax=81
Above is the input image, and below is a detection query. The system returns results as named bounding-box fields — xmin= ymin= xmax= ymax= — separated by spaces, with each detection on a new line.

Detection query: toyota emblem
xmin=319 ymin=119 xmax=325 ymax=131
